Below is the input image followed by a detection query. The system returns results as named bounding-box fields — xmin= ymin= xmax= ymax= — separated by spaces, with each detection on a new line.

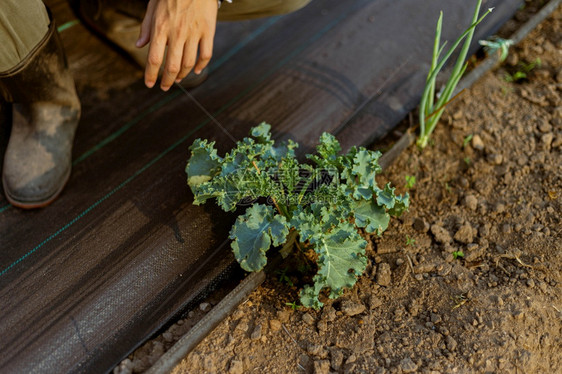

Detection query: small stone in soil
xmin=413 ymin=217 xmax=429 ymax=232
xmin=341 ymin=300 xmax=366 ymax=316
xmin=541 ymin=133 xmax=554 ymax=149
xmin=501 ymin=224 xmax=512 ymax=234
xmin=228 ymin=359 xmax=244 ymax=374
xmin=538 ymin=120 xmax=553 ymax=133
xmin=307 ymin=342 xmax=324 ymax=356
xmin=269 ymin=319 xmax=281 ymax=332
xmin=330 ymin=348 xmax=344 ymax=370
xmin=235 ymin=321 xmax=249 ymax=333
xmin=313 ymin=360 xmax=330 ymax=374
xmin=375 ymin=263 xmax=392 ymax=286
xmin=250 ymin=324 xmax=262 ymax=340
xmin=199 ymin=302 xmax=211 ymax=312
xmin=494 ymin=203 xmax=506 ymax=214
xmin=454 ymin=223 xmax=474 ymax=244
xmin=487 ymin=153 xmax=503 ymax=165
xmin=277 ymin=309 xmax=291 ymax=323
xmin=471 ymin=134 xmax=485 ymax=151
xmin=321 ymin=306 xmax=337 ymax=322
xmin=479 ymin=224 xmax=491 ymax=238
xmin=400 ymin=356 xmax=418 ymax=373
xmin=302 ymin=312 xmax=315 ymax=325
xmin=464 ymin=243 xmax=485 ymax=262
xmin=464 ymin=195 xmax=478 ymax=211
xmin=369 ymin=294 xmax=383 ymax=309
xmin=446 ymin=335 xmax=458 ymax=351
xmin=431 ymin=224 xmax=452 ymax=244
xmin=431 ymin=312 xmax=442 ymax=324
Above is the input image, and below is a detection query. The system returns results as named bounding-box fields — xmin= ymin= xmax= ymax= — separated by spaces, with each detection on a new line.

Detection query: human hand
xmin=136 ymin=0 xmax=218 ymax=91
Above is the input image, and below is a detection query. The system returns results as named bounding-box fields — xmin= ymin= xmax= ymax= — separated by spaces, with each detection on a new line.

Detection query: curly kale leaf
xmin=353 ymin=198 xmax=390 ymax=235
xmin=351 ymin=149 xmax=382 ymax=188
xmin=251 ymin=122 xmax=298 ymax=166
xmin=389 ymin=193 xmax=410 ymax=216
xmin=186 ymin=139 xmax=222 ymax=204
xmin=230 ymin=204 xmax=290 ymax=272
xmin=292 ymin=209 xmax=367 ymax=309
xmin=373 ymin=183 xmax=410 ymax=217
xmin=307 ymin=132 xmax=342 ymax=168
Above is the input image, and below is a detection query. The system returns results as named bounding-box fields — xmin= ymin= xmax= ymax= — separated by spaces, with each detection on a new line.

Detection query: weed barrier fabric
xmin=0 ymin=0 xmax=522 ymax=372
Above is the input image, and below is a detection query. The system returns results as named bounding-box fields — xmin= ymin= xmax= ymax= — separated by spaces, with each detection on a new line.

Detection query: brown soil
xmin=115 ymin=3 xmax=562 ymax=374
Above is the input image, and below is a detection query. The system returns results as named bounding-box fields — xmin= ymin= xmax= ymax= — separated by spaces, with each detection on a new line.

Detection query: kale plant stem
xmin=252 ymin=160 xmax=287 ymax=217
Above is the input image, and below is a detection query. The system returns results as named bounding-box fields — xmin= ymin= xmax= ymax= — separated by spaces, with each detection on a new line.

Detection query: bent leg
xmin=218 ymin=0 xmax=312 ymax=21
xmin=0 ymin=0 xmax=50 ymax=72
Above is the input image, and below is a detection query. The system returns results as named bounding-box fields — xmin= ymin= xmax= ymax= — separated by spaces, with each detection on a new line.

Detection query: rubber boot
xmin=79 ymin=0 xmax=208 ymax=87
xmin=0 ymin=17 xmax=80 ymax=209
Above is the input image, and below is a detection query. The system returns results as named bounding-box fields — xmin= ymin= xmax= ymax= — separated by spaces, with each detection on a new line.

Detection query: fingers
xmin=141 ymin=0 xmax=218 ymax=90
xmin=160 ymin=39 xmax=184 ymax=90
xmin=176 ymin=40 xmax=198 ymax=82
xmin=194 ymin=32 xmax=214 ymax=75
xmin=137 ymin=0 xmax=155 ymax=48
xmin=145 ymin=35 xmax=166 ymax=89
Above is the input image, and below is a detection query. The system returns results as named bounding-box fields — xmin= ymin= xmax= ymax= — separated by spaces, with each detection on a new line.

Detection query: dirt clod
xmin=400 ymin=356 xmax=418 ymax=373
xmin=464 ymin=194 xmax=478 ymax=211
xmin=454 ymin=223 xmax=474 ymax=244
xmin=314 ymin=359 xmax=331 ymax=374
xmin=471 ymin=134 xmax=485 ymax=150
xmin=250 ymin=324 xmax=262 ymax=340
xmin=413 ymin=217 xmax=429 ymax=232
xmin=269 ymin=319 xmax=281 ymax=332
xmin=228 ymin=360 xmax=244 ymax=374
xmin=341 ymin=300 xmax=366 ymax=316
xmin=375 ymin=263 xmax=392 ymax=286
xmin=302 ymin=312 xmax=315 ymax=325
xmin=430 ymin=224 xmax=452 ymax=244
xmin=199 ymin=303 xmax=211 ymax=312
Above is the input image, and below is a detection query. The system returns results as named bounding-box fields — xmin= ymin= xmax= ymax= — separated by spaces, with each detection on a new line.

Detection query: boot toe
xmin=3 ymin=164 xmax=71 ymax=208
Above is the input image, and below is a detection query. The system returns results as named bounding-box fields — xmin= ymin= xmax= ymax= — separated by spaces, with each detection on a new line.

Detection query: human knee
xmin=276 ymin=0 xmax=312 ymax=14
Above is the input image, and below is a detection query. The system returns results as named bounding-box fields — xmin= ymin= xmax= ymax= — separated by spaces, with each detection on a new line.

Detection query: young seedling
xmin=479 ymin=36 xmax=513 ymax=62
xmin=451 ymin=293 xmax=469 ymax=310
xmin=417 ymin=1 xmax=493 ymax=148
xmin=276 ymin=268 xmax=294 ymax=287
xmin=462 ymin=134 xmax=473 ymax=149
xmin=405 ymin=235 xmax=416 ymax=246
xmin=453 ymin=250 xmax=465 ymax=259
xmin=186 ymin=123 xmax=409 ymax=309
xmin=285 ymin=301 xmax=301 ymax=311
xmin=504 ymin=58 xmax=542 ymax=83
xmin=405 ymin=175 xmax=416 ymax=190
xmin=464 ymin=157 xmax=472 ymax=166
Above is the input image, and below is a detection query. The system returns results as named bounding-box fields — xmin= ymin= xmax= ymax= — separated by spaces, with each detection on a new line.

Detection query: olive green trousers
xmin=0 ymin=0 xmax=312 ymax=72
xmin=0 ymin=0 xmax=50 ymax=72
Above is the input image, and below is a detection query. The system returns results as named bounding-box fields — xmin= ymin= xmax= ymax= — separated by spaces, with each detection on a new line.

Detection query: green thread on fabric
xmin=57 ymin=19 xmax=80 ymax=33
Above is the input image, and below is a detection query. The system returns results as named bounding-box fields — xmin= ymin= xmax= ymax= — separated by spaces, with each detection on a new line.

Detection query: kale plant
xmin=186 ymin=123 xmax=408 ymax=309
